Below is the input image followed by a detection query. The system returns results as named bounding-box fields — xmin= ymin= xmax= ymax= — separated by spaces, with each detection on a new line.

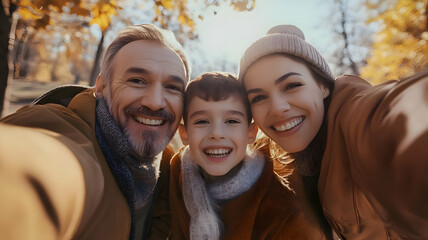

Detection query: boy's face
xmin=179 ymin=96 xmax=257 ymax=177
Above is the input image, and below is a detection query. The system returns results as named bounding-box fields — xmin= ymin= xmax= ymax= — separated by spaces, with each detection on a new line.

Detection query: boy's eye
xmin=194 ymin=120 xmax=209 ymax=125
xmin=284 ymin=82 xmax=303 ymax=90
xmin=226 ymin=119 xmax=241 ymax=124
xmin=250 ymin=95 xmax=267 ymax=104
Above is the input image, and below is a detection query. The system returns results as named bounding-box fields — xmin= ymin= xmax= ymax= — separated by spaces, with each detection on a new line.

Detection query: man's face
xmin=96 ymin=40 xmax=187 ymax=158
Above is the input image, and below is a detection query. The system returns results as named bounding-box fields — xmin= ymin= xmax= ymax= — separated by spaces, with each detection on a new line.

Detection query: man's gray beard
xmin=125 ymin=129 xmax=171 ymax=158
xmin=104 ymin=87 xmax=171 ymax=158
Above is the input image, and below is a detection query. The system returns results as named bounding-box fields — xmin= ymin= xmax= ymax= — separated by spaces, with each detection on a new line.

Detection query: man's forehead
xmin=113 ymin=40 xmax=186 ymax=80
xmin=117 ymin=40 xmax=178 ymax=61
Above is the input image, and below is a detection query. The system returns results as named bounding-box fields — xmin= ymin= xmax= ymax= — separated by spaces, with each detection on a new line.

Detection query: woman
xmin=238 ymin=24 xmax=428 ymax=240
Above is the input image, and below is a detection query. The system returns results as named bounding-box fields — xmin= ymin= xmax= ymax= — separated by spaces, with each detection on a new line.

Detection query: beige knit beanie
xmin=238 ymin=24 xmax=334 ymax=82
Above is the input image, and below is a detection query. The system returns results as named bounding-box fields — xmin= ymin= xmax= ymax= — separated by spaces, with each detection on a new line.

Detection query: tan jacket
xmin=169 ymin=147 xmax=325 ymax=240
xmin=319 ymin=71 xmax=428 ymax=239
xmin=0 ymin=88 xmax=171 ymax=240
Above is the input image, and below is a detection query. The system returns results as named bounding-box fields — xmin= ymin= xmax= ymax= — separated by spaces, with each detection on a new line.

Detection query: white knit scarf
xmin=181 ymin=146 xmax=265 ymax=240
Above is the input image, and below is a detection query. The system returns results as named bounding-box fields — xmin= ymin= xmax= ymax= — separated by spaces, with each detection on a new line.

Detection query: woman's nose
xmin=269 ymin=94 xmax=291 ymax=116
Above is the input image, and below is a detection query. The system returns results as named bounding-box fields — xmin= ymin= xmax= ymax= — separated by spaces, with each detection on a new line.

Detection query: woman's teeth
xmin=274 ymin=117 xmax=303 ymax=132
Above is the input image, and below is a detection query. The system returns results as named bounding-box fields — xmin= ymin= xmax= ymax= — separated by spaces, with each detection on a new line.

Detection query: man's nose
xmin=141 ymin=84 xmax=166 ymax=111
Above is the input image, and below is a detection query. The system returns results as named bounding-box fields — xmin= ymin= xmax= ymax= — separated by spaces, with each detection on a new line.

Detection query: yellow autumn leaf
xmin=187 ymin=18 xmax=194 ymax=28
xmin=361 ymin=0 xmax=428 ymax=83
xmin=90 ymin=2 xmax=117 ymax=32
xmin=101 ymin=3 xmax=113 ymax=13
xmin=160 ymin=0 xmax=174 ymax=9
xmin=17 ymin=7 xmax=42 ymax=20
xmin=90 ymin=15 xmax=109 ymax=31
xmin=178 ymin=14 xmax=186 ymax=25
xmin=91 ymin=5 xmax=101 ymax=17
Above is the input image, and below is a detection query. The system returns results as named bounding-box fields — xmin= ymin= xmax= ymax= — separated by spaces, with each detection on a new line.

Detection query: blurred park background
xmin=1 ymin=0 xmax=427 ymax=117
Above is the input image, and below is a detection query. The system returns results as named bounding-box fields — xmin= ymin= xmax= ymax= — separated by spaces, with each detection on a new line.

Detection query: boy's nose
xmin=209 ymin=123 xmax=225 ymax=140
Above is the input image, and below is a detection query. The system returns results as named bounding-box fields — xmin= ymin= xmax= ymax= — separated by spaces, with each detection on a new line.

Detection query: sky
xmin=186 ymin=0 xmax=334 ymax=76
xmin=93 ymin=0 xmax=343 ymax=78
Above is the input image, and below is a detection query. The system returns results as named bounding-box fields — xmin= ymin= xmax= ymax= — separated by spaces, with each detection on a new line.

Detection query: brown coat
xmin=169 ymin=147 xmax=325 ymax=240
xmin=0 ymin=88 xmax=171 ymax=240
xmin=319 ymin=71 xmax=428 ymax=239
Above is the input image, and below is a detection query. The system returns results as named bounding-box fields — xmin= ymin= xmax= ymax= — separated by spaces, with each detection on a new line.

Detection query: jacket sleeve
xmin=339 ymin=71 xmax=428 ymax=239
xmin=0 ymin=123 xmax=87 ymax=240
xmin=273 ymin=212 xmax=326 ymax=240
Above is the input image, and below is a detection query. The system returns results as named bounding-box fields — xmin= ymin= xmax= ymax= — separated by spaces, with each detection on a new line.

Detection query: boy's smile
xmin=203 ymin=146 xmax=232 ymax=162
xmin=179 ymin=96 xmax=257 ymax=177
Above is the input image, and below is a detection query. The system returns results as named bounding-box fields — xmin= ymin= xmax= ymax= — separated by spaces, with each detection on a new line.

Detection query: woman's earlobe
xmin=323 ymin=87 xmax=330 ymax=99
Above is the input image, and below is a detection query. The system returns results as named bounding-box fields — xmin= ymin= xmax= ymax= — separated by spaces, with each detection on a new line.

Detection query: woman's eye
xmin=284 ymin=82 xmax=303 ymax=90
xmin=250 ymin=95 xmax=266 ymax=104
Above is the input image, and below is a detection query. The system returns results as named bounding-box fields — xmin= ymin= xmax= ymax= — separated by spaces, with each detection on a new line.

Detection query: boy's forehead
xmin=188 ymin=96 xmax=247 ymax=114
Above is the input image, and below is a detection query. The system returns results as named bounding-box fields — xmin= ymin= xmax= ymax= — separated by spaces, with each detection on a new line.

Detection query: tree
xmin=2 ymin=0 xmax=256 ymax=110
xmin=326 ymin=0 xmax=374 ymax=77
xmin=9 ymin=0 xmax=120 ymax=86
xmin=361 ymin=0 xmax=428 ymax=84
xmin=0 ymin=0 xmax=17 ymax=116
xmin=334 ymin=0 xmax=361 ymax=75
xmin=0 ymin=0 xmax=116 ymax=116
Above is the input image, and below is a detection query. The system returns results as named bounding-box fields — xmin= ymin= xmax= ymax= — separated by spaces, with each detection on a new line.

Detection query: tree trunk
xmin=337 ymin=0 xmax=359 ymax=76
xmin=89 ymin=31 xmax=105 ymax=86
xmin=0 ymin=1 xmax=16 ymax=116
xmin=425 ymin=1 xmax=428 ymax=32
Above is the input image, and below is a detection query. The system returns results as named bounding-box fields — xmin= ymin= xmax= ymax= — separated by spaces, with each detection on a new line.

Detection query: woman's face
xmin=243 ymin=54 xmax=330 ymax=153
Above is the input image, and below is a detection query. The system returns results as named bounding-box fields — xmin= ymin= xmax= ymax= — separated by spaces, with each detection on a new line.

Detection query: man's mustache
xmin=124 ymin=105 xmax=174 ymax=121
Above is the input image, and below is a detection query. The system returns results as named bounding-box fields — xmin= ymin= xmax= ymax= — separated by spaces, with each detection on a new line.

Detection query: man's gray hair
xmin=100 ymin=24 xmax=191 ymax=85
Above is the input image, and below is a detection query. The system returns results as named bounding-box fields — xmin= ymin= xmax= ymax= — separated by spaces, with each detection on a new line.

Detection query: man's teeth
xmin=136 ymin=116 xmax=163 ymax=126
xmin=274 ymin=117 xmax=303 ymax=132
xmin=205 ymin=148 xmax=231 ymax=158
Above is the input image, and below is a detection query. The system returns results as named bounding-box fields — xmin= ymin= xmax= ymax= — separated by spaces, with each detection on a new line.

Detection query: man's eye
xmin=194 ymin=120 xmax=209 ymax=125
xmin=250 ymin=95 xmax=266 ymax=104
xmin=128 ymin=78 xmax=147 ymax=85
xmin=166 ymin=84 xmax=183 ymax=92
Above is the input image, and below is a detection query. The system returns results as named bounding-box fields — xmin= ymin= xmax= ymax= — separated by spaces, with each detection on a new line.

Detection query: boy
xmin=169 ymin=72 xmax=325 ymax=239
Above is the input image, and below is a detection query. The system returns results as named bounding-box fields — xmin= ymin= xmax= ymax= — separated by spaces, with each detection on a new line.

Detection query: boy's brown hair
xmin=183 ymin=72 xmax=252 ymax=126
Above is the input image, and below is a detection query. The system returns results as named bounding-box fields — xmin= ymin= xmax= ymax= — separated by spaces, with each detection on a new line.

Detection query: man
xmin=0 ymin=24 xmax=190 ymax=240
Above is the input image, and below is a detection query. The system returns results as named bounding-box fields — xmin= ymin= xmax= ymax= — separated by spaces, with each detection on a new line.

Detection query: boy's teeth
xmin=136 ymin=116 xmax=163 ymax=126
xmin=274 ymin=117 xmax=303 ymax=132
xmin=205 ymin=148 xmax=231 ymax=156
